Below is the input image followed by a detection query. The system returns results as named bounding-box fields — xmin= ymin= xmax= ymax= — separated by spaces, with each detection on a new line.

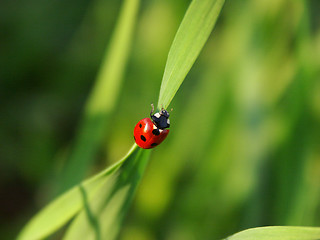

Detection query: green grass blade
xmin=63 ymin=147 xmax=151 ymax=240
xmin=157 ymin=0 xmax=225 ymax=109
xmin=225 ymin=226 xmax=320 ymax=240
xmin=57 ymin=0 xmax=140 ymax=194
xmin=85 ymin=0 xmax=139 ymax=116
xmin=17 ymin=145 xmax=138 ymax=240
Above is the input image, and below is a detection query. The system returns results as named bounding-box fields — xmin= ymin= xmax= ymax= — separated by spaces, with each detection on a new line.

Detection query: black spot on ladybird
xmin=151 ymin=143 xmax=158 ymax=146
xmin=140 ymin=135 xmax=146 ymax=142
xmin=139 ymin=123 xmax=142 ymax=128
xmin=152 ymin=129 xmax=160 ymax=136
xmin=134 ymin=136 xmax=136 ymax=141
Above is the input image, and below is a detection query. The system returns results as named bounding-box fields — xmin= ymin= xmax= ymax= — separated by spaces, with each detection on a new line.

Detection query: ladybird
xmin=134 ymin=104 xmax=170 ymax=149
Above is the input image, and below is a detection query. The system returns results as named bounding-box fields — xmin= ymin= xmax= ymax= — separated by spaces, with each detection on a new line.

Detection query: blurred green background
xmin=1 ymin=0 xmax=320 ymax=239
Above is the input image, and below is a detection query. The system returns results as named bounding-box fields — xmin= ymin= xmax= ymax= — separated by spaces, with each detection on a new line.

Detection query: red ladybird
xmin=134 ymin=104 xmax=170 ymax=149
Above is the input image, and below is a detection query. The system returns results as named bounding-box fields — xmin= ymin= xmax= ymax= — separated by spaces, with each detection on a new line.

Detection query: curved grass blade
xmin=57 ymin=0 xmax=140 ymax=194
xmin=225 ymin=226 xmax=320 ymax=240
xmin=17 ymin=145 xmax=138 ymax=240
xmin=157 ymin=0 xmax=225 ymax=109
xmin=63 ymin=147 xmax=150 ymax=240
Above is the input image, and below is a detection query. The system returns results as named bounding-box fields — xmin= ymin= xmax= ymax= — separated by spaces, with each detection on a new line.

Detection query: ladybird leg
xmin=150 ymin=103 xmax=155 ymax=117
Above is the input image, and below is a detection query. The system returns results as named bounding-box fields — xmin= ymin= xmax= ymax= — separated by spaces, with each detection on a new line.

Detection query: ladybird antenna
xmin=150 ymin=103 xmax=154 ymax=116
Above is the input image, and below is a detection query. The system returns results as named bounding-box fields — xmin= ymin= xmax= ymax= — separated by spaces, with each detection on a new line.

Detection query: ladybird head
xmin=160 ymin=108 xmax=169 ymax=118
xmin=150 ymin=104 xmax=170 ymax=129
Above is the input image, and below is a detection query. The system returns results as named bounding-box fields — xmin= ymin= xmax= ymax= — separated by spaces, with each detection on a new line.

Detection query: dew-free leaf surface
xmin=225 ymin=226 xmax=320 ymax=240
xmin=63 ymin=147 xmax=150 ymax=240
xmin=157 ymin=0 xmax=225 ymax=109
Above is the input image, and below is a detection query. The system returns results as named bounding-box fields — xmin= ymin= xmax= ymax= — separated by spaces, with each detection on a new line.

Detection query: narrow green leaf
xmin=85 ymin=0 xmax=139 ymax=116
xmin=17 ymin=145 xmax=138 ymax=240
xmin=63 ymin=147 xmax=151 ymax=240
xmin=57 ymin=0 xmax=140 ymax=194
xmin=157 ymin=0 xmax=225 ymax=109
xmin=225 ymin=226 xmax=320 ymax=240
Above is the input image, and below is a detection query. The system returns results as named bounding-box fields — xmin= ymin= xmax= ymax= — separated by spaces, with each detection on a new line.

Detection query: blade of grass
xmin=17 ymin=145 xmax=138 ymax=240
xmin=225 ymin=226 xmax=320 ymax=240
xmin=57 ymin=0 xmax=140 ymax=194
xmin=63 ymin=148 xmax=151 ymax=240
xmin=157 ymin=0 xmax=225 ymax=109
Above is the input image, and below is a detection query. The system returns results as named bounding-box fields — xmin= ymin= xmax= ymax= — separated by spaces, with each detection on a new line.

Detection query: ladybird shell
xmin=134 ymin=118 xmax=169 ymax=149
